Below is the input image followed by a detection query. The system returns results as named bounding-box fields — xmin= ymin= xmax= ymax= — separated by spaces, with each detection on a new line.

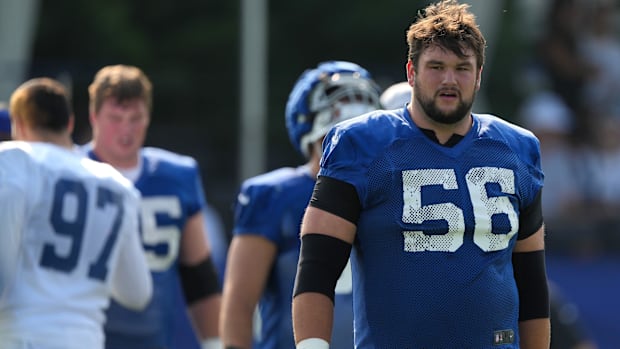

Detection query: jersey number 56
xmin=402 ymin=167 xmax=519 ymax=253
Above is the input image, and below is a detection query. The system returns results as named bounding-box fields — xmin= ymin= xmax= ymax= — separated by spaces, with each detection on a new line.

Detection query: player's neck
xmin=307 ymin=159 xmax=320 ymax=178
xmin=92 ymin=147 xmax=139 ymax=170
xmin=23 ymin=130 xmax=74 ymax=150
xmin=408 ymin=105 xmax=472 ymax=145
xmin=427 ymin=120 xmax=471 ymax=145
xmin=307 ymin=144 xmax=322 ymax=177
xmin=117 ymin=162 xmax=142 ymax=182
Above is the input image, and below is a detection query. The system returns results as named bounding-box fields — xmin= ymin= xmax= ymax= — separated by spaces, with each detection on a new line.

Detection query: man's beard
xmin=414 ymin=83 xmax=474 ymax=125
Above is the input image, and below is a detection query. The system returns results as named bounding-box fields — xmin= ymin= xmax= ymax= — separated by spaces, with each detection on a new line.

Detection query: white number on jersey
xmin=140 ymin=196 xmax=181 ymax=271
xmin=401 ymin=167 xmax=518 ymax=253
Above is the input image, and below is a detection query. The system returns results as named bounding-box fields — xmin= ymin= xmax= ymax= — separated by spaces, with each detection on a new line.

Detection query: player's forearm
xmin=190 ymin=294 xmax=222 ymax=339
xmin=519 ymin=318 xmax=550 ymax=349
xmin=292 ymin=292 xmax=334 ymax=345
xmin=220 ymin=303 xmax=255 ymax=349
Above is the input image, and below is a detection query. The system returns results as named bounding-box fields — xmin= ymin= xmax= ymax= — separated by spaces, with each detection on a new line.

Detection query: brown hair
xmin=10 ymin=77 xmax=72 ymax=132
xmin=406 ymin=0 xmax=486 ymax=70
xmin=88 ymin=64 xmax=153 ymax=113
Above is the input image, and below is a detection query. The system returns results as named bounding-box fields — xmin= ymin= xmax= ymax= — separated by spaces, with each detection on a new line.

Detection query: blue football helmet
xmin=285 ymin=61 xmax=381 ymax=157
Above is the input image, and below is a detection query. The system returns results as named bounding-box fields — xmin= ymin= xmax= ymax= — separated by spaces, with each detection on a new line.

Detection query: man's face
xmin=90 ymin=97 xmax=150 ymax=168
xmin=411 ymin=45 xmax=481 ymax=125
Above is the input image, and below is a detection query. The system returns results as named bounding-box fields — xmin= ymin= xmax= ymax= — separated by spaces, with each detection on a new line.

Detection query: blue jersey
xmin=234 ymin=165 xmax=354 ymax=349
xmin=86 ymin=146 xmax=207 ymax=349
xmin=320 ymin=109 xmax=543 ymax=348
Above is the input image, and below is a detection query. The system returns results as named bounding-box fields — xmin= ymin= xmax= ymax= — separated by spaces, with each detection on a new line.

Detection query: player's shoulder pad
xmin=0 ymin=140 xmax=33 ymax=155
xmin=475 ymin=113 xmax=540 ymax=153
xmin=141 ymin=147 xmax=202 ymax=182
xmin=82 ymin=156 xmax=135 ymax=186
xmin=239 ymin=166 xmax=311 ymax=201
xmin=331 ymin=109 xmax=414 ymax=143
xmin=0 ymin=141 xmax=36 ymax=174
xmin=323 ymin=109 xmax=411 ymax=161
xmin=142 ymin=146 xmax=199 ymax=168
xmin=242 ymin=166 xmax=305 ymax=188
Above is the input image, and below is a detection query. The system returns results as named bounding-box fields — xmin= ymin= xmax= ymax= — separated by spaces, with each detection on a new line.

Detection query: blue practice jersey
xmin=234 ymin=165 xmax=354 ymax=349
xmin=320 ymin=108 xmax=543 ymax=348
xmin=86 ymin=146 xmax=207 ymax=349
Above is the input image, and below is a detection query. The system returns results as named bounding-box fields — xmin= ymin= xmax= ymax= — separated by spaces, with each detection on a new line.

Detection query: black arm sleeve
xmin=179 ymin=256 xmax=221 ymax=305
xmin=518 ymin=189 xmax=543 ymax=240
xmin=513 ymin=250 xmax=550 ymax=321
xmin=309 ymin=175 xmax=362 ymax=224
xmin=293 ymin=234 xmax=352 ymax=302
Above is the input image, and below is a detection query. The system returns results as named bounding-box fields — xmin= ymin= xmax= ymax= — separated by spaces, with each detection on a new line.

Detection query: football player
xmin=0 ymin=77 xmax=152 ymax=349
xmin=220 ymin=61 xmax=381 ymax=349
xmin=292 ymin=1 xmax=551 ymax=348
xmin=83 ymin=65 xmax=222 ymax=349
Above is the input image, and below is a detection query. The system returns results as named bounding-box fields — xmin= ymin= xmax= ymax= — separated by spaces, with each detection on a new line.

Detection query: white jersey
xmin=0 ymin=141 xmax=152 ymax=349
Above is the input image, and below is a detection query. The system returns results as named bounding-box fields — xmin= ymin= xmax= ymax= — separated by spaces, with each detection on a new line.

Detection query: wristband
xmin=296 ymin=338 xmax=329 ymax=349
xmin=202 ymin=337 xmax=223 ymax=349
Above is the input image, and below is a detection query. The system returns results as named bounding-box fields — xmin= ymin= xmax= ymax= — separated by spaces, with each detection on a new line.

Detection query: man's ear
xmin=475 ymin=66 xmax=483 ymax=91
xmin=67 ymin=114 xmax=75 ymax=134
xmin=88 ymin=109 xmax=96 ymax=126
xmin=406 ymin=60 xmax=415 ymax=83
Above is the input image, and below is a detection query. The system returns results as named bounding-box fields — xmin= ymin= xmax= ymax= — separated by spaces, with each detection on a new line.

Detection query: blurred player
xmin=292 ymin=1 xmax=550 ymax=348
xmin=220 ymin=60 xmax=381 ymax=349
xmin=84 ymin=65 xmax=221 ymax=349
xmin=173 ymin=204 xmax=230 ymax=349
xmin=0 ymin=77 xmax=152 ymax=349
